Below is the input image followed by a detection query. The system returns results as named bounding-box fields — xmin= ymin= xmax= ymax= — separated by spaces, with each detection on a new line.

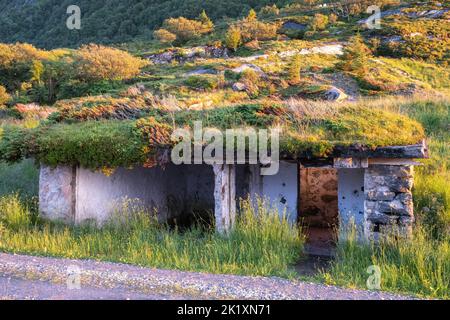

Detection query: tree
xmin=154 ymin=28 xmax=176 ymax=45
xmin=198 ymin=10 xmax=214 ymax=33
xmin=338 ymin=34 xmax=372 ymax=76
xmin=225 ymin=26 xmax=242 ymax=51
xmin=246 ymin=9 xmax=257 ymax=22
xmin=0 ymin=85 xmax=10 ymax=106
xmin=288 ymin=55 xmax=302 ymax=84
xmin=74 ymin=44 xmax=148 ymax=82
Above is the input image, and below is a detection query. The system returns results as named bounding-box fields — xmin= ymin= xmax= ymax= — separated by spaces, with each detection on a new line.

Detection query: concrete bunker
xmin=39 ymin=141 xmax=427 ymax=242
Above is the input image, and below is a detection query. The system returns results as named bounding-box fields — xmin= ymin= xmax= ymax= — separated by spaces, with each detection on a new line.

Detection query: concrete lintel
xmin=334 ymin=157 xmax=368 ymax=169
xmin=368 ymin=158 xmax=423 ymax=166
xmin=212 ymin=164 xmax=236 ymax=234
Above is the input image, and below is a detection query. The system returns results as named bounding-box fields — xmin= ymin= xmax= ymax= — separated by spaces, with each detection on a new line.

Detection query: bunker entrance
xmin=299 ymin=167 xmax=339 ymax=256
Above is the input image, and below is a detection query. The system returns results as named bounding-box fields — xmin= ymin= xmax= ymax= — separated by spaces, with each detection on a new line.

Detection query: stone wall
xmin=299 ymin=168 xmax=338 ymax=227
xmin=364 ymin=165 xmax=414 ymax=239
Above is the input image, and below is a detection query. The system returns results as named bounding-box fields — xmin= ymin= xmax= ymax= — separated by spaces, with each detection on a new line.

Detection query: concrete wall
xmin=260 ymin=161 xmax=298 ymax=223
xmin=337 ymin=169 xmax=365 ymax=231
xmin=39 ymin=165 xmax=75 ymax=223
xmin=75 ymin=164 xmax=215 ymax=224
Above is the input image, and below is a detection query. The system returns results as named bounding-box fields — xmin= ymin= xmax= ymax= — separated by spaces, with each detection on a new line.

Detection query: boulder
xmin=232 ymin=82 xmax=247 ymax=92
xmin=231 ymin=64 xmax=265 ymax=76
xmin=323 ymin=87 xmax=348 ymax=101
xmin=282 ymin=21 xmax=308 ymax=31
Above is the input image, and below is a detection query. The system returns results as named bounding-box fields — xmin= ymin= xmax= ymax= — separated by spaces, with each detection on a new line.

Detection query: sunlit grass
xmin=0 ymin=196 xmax=304 ymax=278
xmin=319 ymin=225 xmax=450 ymax=299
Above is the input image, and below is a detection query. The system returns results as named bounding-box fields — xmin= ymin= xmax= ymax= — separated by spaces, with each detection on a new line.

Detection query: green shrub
xmin=184 ymin=75 xmax=218 ymax=91
xmin=0 ymin=85 xmax=10 ymax=106
xmin=35 ymin=121 xmax=147 ymax=170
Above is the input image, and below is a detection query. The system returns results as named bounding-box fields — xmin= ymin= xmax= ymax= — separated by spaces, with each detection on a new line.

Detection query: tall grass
xmin=0 ymin=195 xmax=304 ymax=278
xmin=321 ymin=226 xmax=450 ymax=299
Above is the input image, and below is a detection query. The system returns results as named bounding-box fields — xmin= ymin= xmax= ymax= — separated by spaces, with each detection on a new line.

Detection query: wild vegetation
xmin=0 ymin=196 xmax=304 ymax=277
xmin=0 ymin=0 xmax=449 ymax=299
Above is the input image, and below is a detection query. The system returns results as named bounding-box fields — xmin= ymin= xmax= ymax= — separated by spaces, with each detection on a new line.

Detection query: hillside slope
xmin=0 ymin=0 xmax=289 ymax=48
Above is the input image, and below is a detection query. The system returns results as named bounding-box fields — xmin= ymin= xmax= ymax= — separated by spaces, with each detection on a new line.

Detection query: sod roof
xmin=0 ymin=101 xmax=426 ymax=170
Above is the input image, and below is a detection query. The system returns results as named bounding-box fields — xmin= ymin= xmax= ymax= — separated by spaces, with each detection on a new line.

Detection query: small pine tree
xmin=198 ymin=10 xmax=214 ymax=33
xmin=288 ymin=55 xmax=302 ymax=84
xmin=225 ymin=26 xmax=242 ymax=51
xmin=338 ymin=34 xmax=372 ymax=76
xmin=246 ymin=9 xmax=257 ymax=22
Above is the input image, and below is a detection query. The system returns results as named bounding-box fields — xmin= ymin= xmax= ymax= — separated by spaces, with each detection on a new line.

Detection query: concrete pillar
xmin=364 ymin=165 xmax=414 ymax=240
xmin=212 ymin=164 xmax=236 ymax=234
xmin=39 ymin=164 xmax=76 ymax=223
xmin=248 ymin=164 xmax=262 ymax=202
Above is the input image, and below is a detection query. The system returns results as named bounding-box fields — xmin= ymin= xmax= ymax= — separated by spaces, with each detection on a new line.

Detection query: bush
xmin=0 ymin=85 xmax=10 ymax=106
xmin=74 ymin=44 xmax=148 ymax=82
xmin=184 ymin=75 xmax=218 ymax=91
xmin=153 ymin=28 xmax=177 ymax=45
xmin=161 ymin=16 xmax=214 ymax=44
xmin=309 ymin=13 xmax=328 ymax=32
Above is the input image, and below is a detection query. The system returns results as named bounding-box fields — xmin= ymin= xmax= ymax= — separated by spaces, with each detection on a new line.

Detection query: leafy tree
xmin=338 ymin=34 xmax=372 ymax=76
xmin=225 ymin=26 xmax=242 ymax=51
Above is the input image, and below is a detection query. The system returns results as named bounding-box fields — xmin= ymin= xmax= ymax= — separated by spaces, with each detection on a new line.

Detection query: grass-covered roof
xmin=0 ymin=99 xmax=425 ymax=170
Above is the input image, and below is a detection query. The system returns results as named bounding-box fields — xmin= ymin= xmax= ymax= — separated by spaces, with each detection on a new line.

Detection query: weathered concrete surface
xmin=213 ymin=164 xmax=236 ymax=234
xmin=0 ymin=253 xmax=418 ymax=300
xmin=338 ymin=169 xmax=365 ymax=229
xmin=76 ymin=164 xmax=215 ymax=225
xmin=260 ymin=161 xmax=298 ymax=223
xmin=39 ymin=165 xmax=75 ymax=223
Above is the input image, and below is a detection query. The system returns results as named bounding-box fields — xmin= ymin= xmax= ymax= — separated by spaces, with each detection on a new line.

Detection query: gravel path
xmin=0 ymin=253 xmax=415 ymax=300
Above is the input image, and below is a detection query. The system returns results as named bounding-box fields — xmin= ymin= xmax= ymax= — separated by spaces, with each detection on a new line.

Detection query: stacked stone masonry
xmin=364 ymin=165 xmax=414 ymax=240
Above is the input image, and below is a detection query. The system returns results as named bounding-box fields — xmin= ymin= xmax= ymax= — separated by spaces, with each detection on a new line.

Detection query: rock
xmin=185 ymin=68 xmax=217 ymax=77
xmin=366 ymin=187 xmax=396 ymax=201
xmin=230 ymin=64 xmax=265 ymax=76
xmin=323 ymin=87 xmax=348 ymax=101
xmin=282 ymin=21 xmax=308 ymax=31
xmin=147 ymin=46 xmax=229 ymax=65
xmin=232 ymin=82 xmax=247 ymax=92
xmin=300 ymin=44 xmax=344 ymax=56
xmin=238 ymin=54 xmax=269 ymax=62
